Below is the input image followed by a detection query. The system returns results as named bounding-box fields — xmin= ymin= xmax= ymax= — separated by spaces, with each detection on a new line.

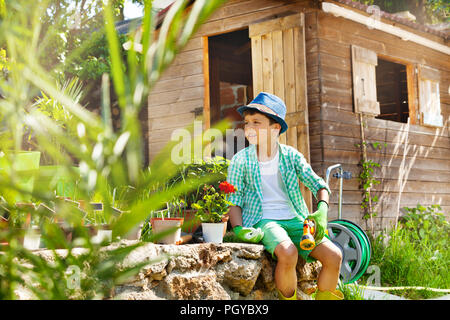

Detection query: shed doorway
xmin=202 ymin=13 xmax=312 ymax=210
xmin=205 ymin=28 xmax=253 ymax=159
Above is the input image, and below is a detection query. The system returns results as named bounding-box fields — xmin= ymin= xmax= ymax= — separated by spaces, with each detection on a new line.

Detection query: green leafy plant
xmin=0 ymin=0 xmax=227 ymax=300
xmin=193 ymin=182 xmax=236 ymax=223
xmin=164 ymin=156 xmax=230 ymax=210
xmin=359 ymin=159 xmax=381 ymax=218
xmin=356 ymin=139 xmax=386 ymax=232
xmin=361 ymin=204 xmax=449 ymax=299
xmin=401 ymin=204 xmax=449 ymax=247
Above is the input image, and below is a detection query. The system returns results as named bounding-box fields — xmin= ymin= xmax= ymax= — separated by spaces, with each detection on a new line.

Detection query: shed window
xmin=352 ymin=45 xmax=443 ymax=127
xmin=375 ymin=59 xmax=409 ymax=123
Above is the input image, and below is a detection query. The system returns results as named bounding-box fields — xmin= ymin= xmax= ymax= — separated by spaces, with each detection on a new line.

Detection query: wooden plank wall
xmin=147 ymin=0 xmax=316 ymax=161
xmin=309 ymin=10 xmax=450 ymax=231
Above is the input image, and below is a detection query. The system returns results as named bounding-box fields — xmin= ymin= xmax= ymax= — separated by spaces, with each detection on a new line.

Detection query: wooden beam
xmin=202 ymin=36 xmax=211 ymax=132
xmin=406 ymin=63 xmax=417 ymax=125
xmin=249 ymin=12 xmax=304 ymax=37
xmin=322 ymin=2 xmax=450 ymax=56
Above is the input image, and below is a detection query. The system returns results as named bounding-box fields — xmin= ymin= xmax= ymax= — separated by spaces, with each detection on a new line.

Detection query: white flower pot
xmin=92 ymin=229 xmax=112 ymax=245
xmin=202 ymin=222 xmax=226 ymax=244
xmin=23 ymin=228 xmax=41 ymax=250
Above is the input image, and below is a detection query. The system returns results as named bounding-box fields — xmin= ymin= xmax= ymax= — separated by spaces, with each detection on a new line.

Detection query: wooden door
xmin=249 ymin=13 xmax=312 ymax=211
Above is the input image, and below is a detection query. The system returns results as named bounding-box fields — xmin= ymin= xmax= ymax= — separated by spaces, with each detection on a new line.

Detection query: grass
xmin=359 ymin=205 xmax=450 ymax=299
xmin=339 ymin=282 xmax=367 ymax=300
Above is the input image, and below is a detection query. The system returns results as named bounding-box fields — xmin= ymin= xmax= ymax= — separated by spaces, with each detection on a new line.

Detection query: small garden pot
xmin=201 ymin=222 xmax=226 ymax=244
xmin=180 ymin=209 xmax=201 ymax=234
xmin=80 ymin=224 xmax=112 ymax=245
xmin=23 ymin=227 xmax=41 ymax=250
xmin=150 ymin=217 xmax=184 ymax=244
xmin=92 ymin=229 xmax=112 ymax=245
xmin=124 ymin=222 xmax=143 ymax=240
xmin=0 ymin=218 xmax=8 ymax=245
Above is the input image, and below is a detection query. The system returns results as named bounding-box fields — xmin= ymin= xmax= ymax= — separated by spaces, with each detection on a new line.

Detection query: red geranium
xmin=219 ymin=181 xmax=236 ymax=194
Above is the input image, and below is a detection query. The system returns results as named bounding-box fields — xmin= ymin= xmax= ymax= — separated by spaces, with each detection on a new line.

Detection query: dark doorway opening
xmin=207 ymin=28 xmax=253 ymax=158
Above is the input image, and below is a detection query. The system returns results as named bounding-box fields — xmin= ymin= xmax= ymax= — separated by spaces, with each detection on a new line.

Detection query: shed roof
xmin=328 ymin=0 xmax=448 ymax=40
xmin=116 ymin=0 xmax=448 ymax=41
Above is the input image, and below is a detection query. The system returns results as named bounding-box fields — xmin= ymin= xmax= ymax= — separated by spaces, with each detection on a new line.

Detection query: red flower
xmin=219 ymin=181 xmax=236 ymax=194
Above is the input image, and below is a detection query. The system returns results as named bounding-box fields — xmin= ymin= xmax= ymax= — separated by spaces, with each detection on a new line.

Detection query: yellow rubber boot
xmin=315 ymin=289 xmax=344 ymax=300
xmin=278 ymin=288 xmax=297 ymax=300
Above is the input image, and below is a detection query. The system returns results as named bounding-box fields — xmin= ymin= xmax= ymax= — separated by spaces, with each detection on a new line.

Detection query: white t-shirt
xmin=258 ymin=149 xmax=298 ymax=220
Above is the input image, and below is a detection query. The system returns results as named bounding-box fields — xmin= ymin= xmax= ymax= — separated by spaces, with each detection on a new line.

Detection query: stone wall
xmin=20 ymin=240 xmax=322 ymax=300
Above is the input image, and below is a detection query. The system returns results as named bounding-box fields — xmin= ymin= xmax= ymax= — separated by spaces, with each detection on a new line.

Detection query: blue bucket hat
xmin=237 ymin=92 xmax=288 ymax=134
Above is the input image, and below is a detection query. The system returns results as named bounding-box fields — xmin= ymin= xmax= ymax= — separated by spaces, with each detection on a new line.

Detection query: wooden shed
xmin=145 ymin=0 xmax=450 ymax=232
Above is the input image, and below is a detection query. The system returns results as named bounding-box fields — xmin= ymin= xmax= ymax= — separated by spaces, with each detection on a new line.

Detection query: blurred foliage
xmin=0 ymin=0 xmax=227 ymax=300
xmin=355 ymin=0 xmax=449 ymax=24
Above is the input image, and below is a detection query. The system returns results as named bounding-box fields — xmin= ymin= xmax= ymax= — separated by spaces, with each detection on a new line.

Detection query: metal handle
xmin=326 ymin=164 xmax=343 ymax=220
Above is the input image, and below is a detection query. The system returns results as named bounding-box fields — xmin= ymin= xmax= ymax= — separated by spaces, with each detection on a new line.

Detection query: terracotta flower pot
xmin=221 ymin=214 xmax=230 ymax=236
xmin=0 ymin=217 xmax=8 ymax=246
xmin=180 ymin=209 xmax=201 ymax=234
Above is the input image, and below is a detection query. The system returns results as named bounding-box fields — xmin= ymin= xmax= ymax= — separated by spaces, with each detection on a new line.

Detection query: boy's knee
xmin=274 ymin=241 xmax=298 ymax=266
xmin=323 ymin=243 xmax=342 ymax=269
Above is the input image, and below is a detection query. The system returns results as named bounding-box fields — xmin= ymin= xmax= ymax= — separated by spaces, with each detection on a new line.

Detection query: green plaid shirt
xmin=226 ymin=142 xmax=331 ymax=228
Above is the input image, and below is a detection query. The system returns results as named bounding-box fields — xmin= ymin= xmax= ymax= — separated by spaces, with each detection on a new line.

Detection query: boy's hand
xmin=233 ymin=226 xmax=264 ymax=243
xmin=306 ymin=200 xmax=328 ymax=241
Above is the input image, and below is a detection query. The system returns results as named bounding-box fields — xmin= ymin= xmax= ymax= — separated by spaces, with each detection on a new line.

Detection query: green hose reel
xmin=325 ymin=164 xmax=372 ymax=284
xmin=327 ymin=219 xmax=371 ymax=284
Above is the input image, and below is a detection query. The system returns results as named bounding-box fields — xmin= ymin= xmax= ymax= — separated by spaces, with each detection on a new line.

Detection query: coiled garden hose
xmin=327 ymin=219 xmax=371 ymax=284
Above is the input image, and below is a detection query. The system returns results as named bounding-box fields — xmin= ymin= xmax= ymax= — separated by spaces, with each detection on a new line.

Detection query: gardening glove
xmin=306 ymin=200 xmax=328 ymax=242
xmin=233 ymin=225 xmax=264 ymax=244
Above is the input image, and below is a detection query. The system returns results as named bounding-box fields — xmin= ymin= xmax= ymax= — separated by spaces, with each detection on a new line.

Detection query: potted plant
xmin=160 ymin=157 xmax=231 ymax=234
xmin=192 ymin=181 xmax=236 ymax=244
xmin=167 ymin=198 xmax=201 ymax=234
xmin=148 ymin=205 xmax=184 ymax=245
xmin=6 ymin=204 xmax=42 ymax=250
xmin=77 ymin=200 xmax=114 ymax=245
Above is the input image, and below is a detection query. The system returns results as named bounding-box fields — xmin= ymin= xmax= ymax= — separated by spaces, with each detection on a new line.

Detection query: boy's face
xmin=244 ymin=112 xmax=280 ymax=146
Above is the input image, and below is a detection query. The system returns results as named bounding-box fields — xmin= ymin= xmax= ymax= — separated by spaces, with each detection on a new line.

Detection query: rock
xmin=296 ymin=258 xmax=322 ymax=281
xmin=159 ymin=271 xmax=230 ymax=300
xmin=299 ymin=280 xmax=317 ymax=295
xmin=24 ymin=240 xmax=322 ymax=300
xmin=113 ymin=285 xmax=163 ymax=300
xmin=215 ymin=257 xmax=262 ymax=296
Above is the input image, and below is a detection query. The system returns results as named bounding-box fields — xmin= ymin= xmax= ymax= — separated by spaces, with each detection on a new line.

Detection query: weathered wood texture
xmin=249 ymin=12 xmax=313 ymax=211
xmin=312 ymin=10 xmax=450 ymax=230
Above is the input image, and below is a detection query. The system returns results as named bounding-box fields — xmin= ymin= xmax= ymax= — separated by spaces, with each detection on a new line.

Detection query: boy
xmin=226 ymin=92 xmax=343 ymax=300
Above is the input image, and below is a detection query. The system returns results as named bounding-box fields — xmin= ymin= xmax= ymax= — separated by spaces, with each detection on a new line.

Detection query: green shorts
xmin=253 ymin=216 xmax=330 ymax=263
